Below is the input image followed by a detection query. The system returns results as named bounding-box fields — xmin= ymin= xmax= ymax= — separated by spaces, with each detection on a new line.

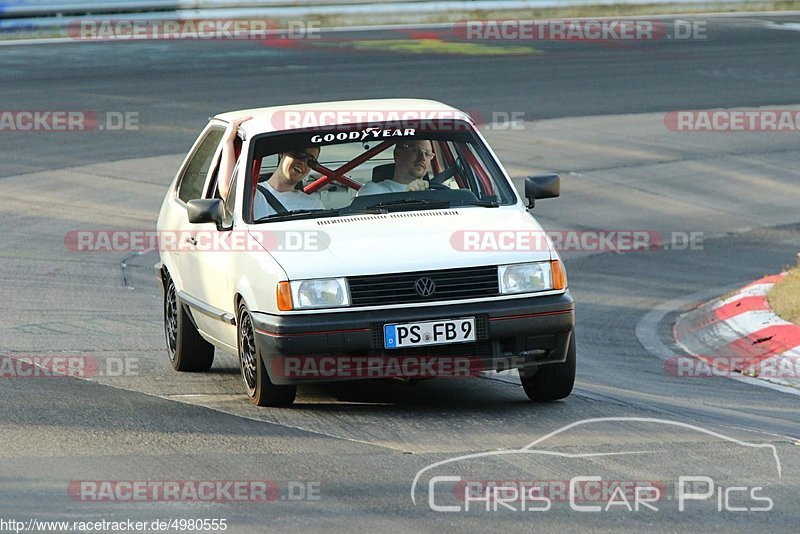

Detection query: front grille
xmin=349 ymin=266 xmax=499 ymax=307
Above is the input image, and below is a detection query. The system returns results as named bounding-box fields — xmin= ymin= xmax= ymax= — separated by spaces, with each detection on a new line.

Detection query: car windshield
xmin=245 ymin=120 xmax=517 ymax=223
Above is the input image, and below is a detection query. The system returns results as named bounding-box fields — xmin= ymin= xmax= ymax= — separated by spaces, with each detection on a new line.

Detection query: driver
xmin=357 ymin=140 xmax=434 ymax=196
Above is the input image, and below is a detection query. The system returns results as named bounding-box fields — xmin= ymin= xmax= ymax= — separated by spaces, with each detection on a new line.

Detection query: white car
xmin=156 ymin=98 xmax=575 ymax=406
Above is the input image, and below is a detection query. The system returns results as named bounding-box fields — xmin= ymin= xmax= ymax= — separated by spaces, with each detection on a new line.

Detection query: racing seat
xmin=371 ymin=163 xmax=395 ymax=182
xmin=371 ymin=163 xmax=430 ymax=182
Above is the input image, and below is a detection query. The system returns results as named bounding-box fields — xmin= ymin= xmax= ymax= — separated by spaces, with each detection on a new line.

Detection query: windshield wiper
xmin=256 ymin=206 xmax=396 ymax=222
xmin=467 ymin=200 xmax=500 ymax=207
xmin=255 ymin=208 xmax=341 ymax=223
xmin=345 ymin=207 xmax=389 ymax=214
xmin=362 ymin=198 xmax=451 ymax=211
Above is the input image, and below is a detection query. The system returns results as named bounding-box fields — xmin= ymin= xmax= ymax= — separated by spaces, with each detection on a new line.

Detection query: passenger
xmin=253 ymin=147 xmax=325 ymax=218
xmin=216 ymin=116 xmax=323 ymax=218
xmin=357 ymin=140 xmax=435 ymax=196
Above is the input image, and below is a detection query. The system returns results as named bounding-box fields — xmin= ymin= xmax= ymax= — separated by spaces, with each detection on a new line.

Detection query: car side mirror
xmin=187 ymin=198 xmax=225 ymax=225
xmin=525 ymin=173 xmax=560 ymax=209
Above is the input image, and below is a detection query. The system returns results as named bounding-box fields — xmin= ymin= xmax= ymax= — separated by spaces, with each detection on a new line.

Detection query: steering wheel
xmin=430 ymin=166 xmax=457 ymax=185
xmin=427 ymin=182 xmax=450 ymax=190
xmin=430 ymin=157 xmax=468 ymax=187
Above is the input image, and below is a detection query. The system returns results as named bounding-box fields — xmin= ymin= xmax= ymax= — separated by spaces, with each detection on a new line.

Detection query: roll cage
xmin=245 ymin=130 xmax=498 ymax=222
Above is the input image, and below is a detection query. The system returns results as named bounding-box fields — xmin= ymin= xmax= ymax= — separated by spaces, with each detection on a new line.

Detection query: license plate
xmin=384 ymin=317 xmax=476 ymax=349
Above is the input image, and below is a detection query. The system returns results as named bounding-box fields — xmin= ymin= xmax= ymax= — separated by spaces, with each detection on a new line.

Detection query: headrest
xmin=371 ymin=162 xmax=431 ymax=183
xmin=372 ymin=163 xmax=395 ymax=183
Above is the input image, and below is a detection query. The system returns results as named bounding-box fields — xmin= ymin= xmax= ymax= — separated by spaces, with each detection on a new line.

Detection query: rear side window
xmin=177 ymin=127 xmax=224 ymax=203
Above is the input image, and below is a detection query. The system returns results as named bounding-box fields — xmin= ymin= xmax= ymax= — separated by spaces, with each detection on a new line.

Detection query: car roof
xmin=213 ymin=98 xmax=474 ymax=135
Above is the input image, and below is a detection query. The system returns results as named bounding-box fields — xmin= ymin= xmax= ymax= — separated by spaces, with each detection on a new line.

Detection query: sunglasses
xmin=397 ymin=144 xmax=435 ymax=160
xmin=287 ymin=151 xmax=319 ymax=167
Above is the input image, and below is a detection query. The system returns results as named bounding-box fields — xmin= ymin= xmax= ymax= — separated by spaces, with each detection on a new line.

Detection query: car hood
xmin=252 ymin=207 xmax=553 ymax=279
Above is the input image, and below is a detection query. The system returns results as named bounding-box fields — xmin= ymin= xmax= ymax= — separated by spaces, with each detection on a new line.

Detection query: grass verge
xmin=768 ymin=259 xmax=800 ymax=325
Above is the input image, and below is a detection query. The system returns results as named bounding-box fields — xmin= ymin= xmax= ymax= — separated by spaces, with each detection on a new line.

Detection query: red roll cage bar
xmin=303 ymin=139 xmax=396 ymax=194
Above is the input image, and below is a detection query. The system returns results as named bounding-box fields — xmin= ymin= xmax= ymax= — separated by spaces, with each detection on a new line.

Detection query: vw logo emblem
xmin=414 ymin=277 xmax=436 ymax=297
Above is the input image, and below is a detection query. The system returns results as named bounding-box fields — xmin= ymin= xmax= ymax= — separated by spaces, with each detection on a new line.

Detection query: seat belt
xmin=257 ymin=183 xmax=289 ymax=215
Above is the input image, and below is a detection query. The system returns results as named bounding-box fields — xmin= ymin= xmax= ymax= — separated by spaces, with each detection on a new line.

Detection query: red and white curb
xmin=672 ymin=273 xmax=800 ymax=391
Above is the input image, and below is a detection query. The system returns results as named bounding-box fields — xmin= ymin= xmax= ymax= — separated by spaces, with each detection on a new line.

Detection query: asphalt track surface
xmin=1 ymin=13 xmax=800 ymax=533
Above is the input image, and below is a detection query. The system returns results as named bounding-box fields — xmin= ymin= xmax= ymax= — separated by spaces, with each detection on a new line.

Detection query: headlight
xmin=498 ymin=262 xmax=554 ymax=294
xmin=287 ymin=278 xmax=350 ymax=310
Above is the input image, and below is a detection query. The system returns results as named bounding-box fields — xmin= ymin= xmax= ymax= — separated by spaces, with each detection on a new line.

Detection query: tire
xmin=163 ymin=274 xmax=214 ymax=372
xmin=521 ymin=332 xmax=576 ymax=401
xmin=237 ymin=303 xmax=296 ymax=407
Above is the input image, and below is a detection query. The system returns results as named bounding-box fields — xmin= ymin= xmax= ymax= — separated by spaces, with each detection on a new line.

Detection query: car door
xmin=179 ymin=138 xmax=242 ymax=352
xmin=167 ymin=123 xmax=231 ymax=345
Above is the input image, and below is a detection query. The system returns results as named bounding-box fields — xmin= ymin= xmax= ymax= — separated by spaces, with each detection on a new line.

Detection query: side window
xmin=177 ymin=128 xmax=224 ymax=203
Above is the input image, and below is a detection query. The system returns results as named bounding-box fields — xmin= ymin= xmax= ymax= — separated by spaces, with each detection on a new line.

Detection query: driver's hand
xmin=406 ymin=179 xmax=429 ymax=192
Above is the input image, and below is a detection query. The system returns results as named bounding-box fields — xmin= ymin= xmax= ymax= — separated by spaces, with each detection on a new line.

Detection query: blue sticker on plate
xmin=384 ymin=324 xmax=397 ymax=349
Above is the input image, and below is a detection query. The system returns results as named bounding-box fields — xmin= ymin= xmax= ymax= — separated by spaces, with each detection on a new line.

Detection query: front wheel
xmin=237 ymin=303 xmax=296 ymax=407
xmin=520 ymin=332 xmax=576 ymax=401
xmin=164 ymin=274 xmax=214 ymax=372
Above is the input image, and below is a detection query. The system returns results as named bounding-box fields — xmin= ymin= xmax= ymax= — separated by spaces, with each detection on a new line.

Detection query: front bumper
xmin=251 ymin=291 xmax=574 ymax=385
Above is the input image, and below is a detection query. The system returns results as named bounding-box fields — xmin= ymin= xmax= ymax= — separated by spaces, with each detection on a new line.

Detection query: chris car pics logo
xmin=411 ymin=417 xmax=780 ymax=513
